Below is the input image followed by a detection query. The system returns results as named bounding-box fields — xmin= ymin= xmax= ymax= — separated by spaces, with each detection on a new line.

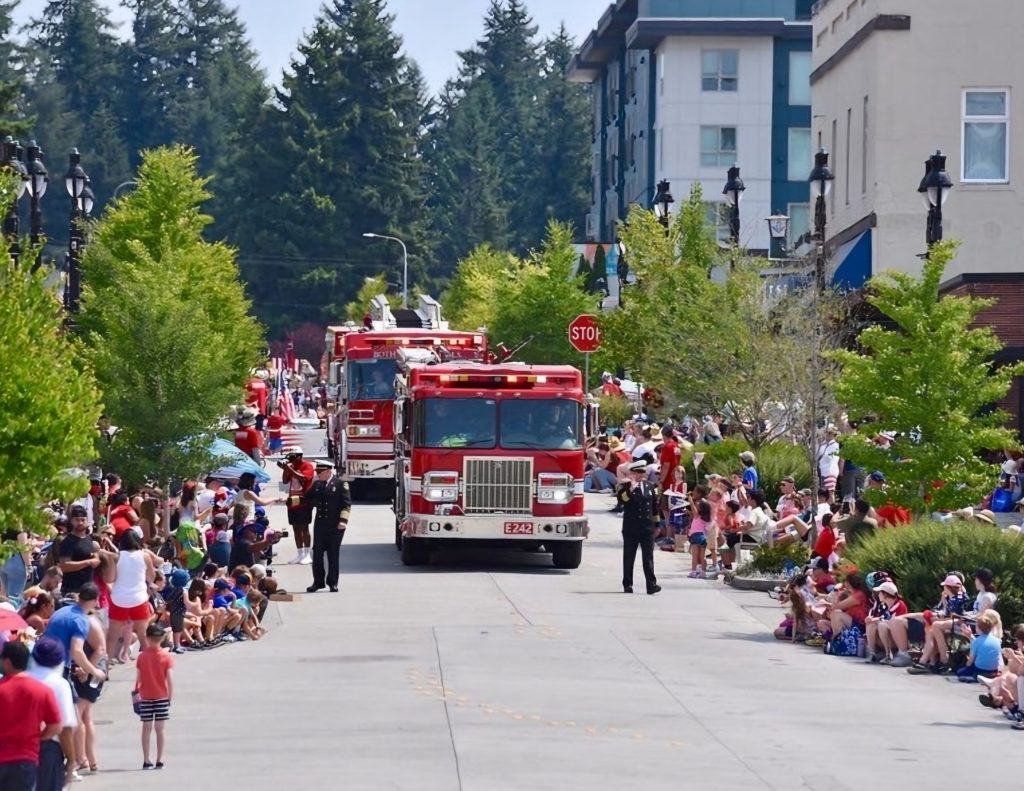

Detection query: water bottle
xmin=89 ymin=656 xmax=108 ymax=689
xmin=856 ymin=636 xmax=867 ymax=659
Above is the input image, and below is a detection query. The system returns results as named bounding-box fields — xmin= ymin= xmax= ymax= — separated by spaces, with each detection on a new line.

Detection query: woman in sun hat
xmin=865 ymin=578 xmax=909 ymax=663
xmin=904 ymin=573 xmax=973 ymax=674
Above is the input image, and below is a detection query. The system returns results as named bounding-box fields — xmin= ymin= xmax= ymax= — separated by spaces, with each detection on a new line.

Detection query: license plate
xmin=504 ymin=522 xmax=534 ymax=535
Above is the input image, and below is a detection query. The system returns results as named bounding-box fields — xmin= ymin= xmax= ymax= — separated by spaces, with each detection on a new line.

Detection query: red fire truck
xmin=325 ymin=295 xmax=486 ymax=497
xmin=392 ymin=349 xmax=589 ymax=569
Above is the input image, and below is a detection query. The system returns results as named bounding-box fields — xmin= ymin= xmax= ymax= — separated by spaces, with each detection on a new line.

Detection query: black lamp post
xmin=808 ymin=148 xmax=834 ymax=292
xmin=653 ymin=179 xmax=674 ymax=231
xmin=615 ymin=238 xmax=628 ymax=307
xmin=919 ymin=150 xmax=953 ymax=249
xmin=64 ymin=149 xmax=88 ymax=315
xmin=25 ymin=140 xmax=48 ymax=270
xmin=722 ymin=164 xmax=745 ymax=245
xmin=2 ymin=137 xmax=27 ymax=266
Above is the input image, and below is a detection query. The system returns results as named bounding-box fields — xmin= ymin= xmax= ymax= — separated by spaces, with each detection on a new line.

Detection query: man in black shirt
xmin=58 ymin=505 xmax=98 ymax=595
xmin=228 ymin=523 xmax=272 ymax=571
xmin=617 ymin=460 xmax=661 ymax=595
xmin=306 ymin=461 xmax=351 ymax=593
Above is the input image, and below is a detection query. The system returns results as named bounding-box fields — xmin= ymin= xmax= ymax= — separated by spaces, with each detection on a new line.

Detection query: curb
xmin=727 ymin=574 xmax=786 ymax=592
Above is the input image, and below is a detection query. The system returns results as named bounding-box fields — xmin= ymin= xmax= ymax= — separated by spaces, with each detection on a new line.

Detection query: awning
xmin=830 ymin=230 xmax=872 ymax=290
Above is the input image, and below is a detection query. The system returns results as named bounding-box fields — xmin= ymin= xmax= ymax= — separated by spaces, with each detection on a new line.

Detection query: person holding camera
xmin=278 ymin=448 xmax=315 ymax=564
xmin=306 ymin=461 xmax=351 ymax=593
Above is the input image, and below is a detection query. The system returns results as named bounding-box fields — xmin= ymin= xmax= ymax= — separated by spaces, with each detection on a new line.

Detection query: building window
xmin=962 ymin=89 xmax=1009 ymax=182
xmin=845 ymin=107 xmax=852 ymax=205
xmin=862 ymin=95 xmax=869 ymax=194
xmin=700 ymin=126 xmax=737 ymax=167
xmin=787 ymin=203 xmax=810 ymax=248
xmin=787 ymin=128 xmax=812 ymax=182
xmin=703 ymin=202 xmax=730 ymax=242
xmin=830 ymin=119 xmax=837 ymax=213
xmin=789 ymin=51 xmax=812 ymax=106
xmin=701 ymin=49 xmax=738 ymax=92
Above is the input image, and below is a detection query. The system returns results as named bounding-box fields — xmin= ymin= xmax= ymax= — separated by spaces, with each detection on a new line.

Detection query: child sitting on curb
xmin=957 ymin=610 xmax=1003 ymax=682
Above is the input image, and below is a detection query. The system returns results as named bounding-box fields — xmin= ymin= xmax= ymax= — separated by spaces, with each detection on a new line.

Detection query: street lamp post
xmin=615 ymin=238 xmax=628 ymax=308
xmin=766 ymin=213 xmax=790 ymax=261
xmin=722 ymin=165 xmax=745 ymax=245
xmin=363 ymin=232 xmax=408 ymax=308
xmin=25 ymin=140 xmax=48 ymax=271
xmin=2 ymin=137 xmax=27 ymax=266
xmin=64 ymin=149 xmax=88 ymax=316
xmin=653 ymin=179 xmax=674 ymax=231
xmin=807 ymin=148 xmax=834 ymax=293
xmin=919 ymin=150 xmax=953 ymax=249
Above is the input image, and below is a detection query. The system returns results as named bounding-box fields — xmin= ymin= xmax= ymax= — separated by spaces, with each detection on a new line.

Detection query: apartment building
xmin=812 ymin=0 xmax=1024 ymax=284
xmin=812 ymin=0 xmax=1024 ymax=436
xmin=568 ymin=0 xmax=814 ymax=253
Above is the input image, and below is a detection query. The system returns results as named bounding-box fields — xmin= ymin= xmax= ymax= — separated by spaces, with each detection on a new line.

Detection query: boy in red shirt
xmin=0 ymin=641 xmax=62 ymax=788
xmin=136 ymin=624 xmax=174 ymax=770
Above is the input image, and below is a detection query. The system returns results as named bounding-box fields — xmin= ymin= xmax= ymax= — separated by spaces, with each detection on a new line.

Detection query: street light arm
xmin=363 ymin=232 xmax=409 ymax=309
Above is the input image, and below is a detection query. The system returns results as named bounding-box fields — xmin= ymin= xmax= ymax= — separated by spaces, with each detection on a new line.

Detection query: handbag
xmin=131 ymin=686 xmax=142 ymax=715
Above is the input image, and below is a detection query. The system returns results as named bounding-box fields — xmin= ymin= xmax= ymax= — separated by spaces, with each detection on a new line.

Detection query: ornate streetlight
xmin=919 ymin=150 xmax=953 ymax=248
xmin=25 ymin=140 xmax=48 ymax=270
xmin=807 ymin=148 xmax=834 ymax=292
xmin=2 ymin=137 xmax=27 ymax=265
xmin=64 ymin=149 xmax=88 ymax=315
xmin=722 ymin=165 xmax=745 ymax=244
xmin=653 ymin=179 xmax=674 ymax=231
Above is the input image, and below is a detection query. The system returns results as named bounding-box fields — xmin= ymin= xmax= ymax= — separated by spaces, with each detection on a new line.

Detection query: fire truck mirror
xmin=329 ymin=361 xmax=343 ymax=387
xmin=393 ymin=398 xmax=405 ymax=435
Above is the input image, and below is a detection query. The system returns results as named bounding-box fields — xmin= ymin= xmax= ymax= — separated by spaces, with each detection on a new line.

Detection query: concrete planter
xmin=726 ymin=573 xmax=786 ymax=592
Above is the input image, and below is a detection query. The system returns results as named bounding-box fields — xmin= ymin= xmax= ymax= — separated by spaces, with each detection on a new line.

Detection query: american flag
xmin=273 ymin=359 xmax=297 ymax=423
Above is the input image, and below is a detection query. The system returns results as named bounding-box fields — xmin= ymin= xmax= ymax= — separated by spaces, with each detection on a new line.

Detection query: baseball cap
xmin=873 ymin=581 xmax=899 ymax=596
xmin=235 ymin=573 xmax=251 ymax=586
xmin=213 ymin=578 xmax=232 ymax=590
xmin=170 ymin=569 xmax=190 ymax=588
xmin=941 ymin=574 xmax=964 ymax=588
xmin=869 ymin=471 xmax=886 ymax=483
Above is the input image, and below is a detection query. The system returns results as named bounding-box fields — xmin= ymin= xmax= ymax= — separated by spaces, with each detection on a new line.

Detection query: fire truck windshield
xmin=348 ymin=359 xmax=397 ymax=401
xmin=414 ymin=398 xmax=583 ymax=450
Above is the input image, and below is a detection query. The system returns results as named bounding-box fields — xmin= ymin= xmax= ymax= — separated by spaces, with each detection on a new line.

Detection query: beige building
xmin=811 ymin=0 xmax=1023 ymax=286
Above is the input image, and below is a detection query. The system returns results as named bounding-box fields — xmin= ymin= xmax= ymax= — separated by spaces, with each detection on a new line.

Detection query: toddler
xmin=687 ymin=499 xmax=711 ymax=578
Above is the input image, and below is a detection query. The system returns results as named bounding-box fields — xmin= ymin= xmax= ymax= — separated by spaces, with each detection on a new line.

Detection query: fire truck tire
xmin=400 ymin=536 xmax=430 ymax=566
xmin=551 ymin=541 xmax=582 ymax=570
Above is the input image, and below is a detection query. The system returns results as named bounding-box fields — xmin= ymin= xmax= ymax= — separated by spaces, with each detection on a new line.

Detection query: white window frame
xmin=787 ymin=127 xmax=812 ymax=182
xmin=787 ymin=202 xmax=811 ymax=249
xmin=701 ymin=49 xmax=739 ymax=93
xmin=702 ymin=201 xmax=731 ymax=243
xmin=700 ymin=126 xmax=737 ymax=168
xmin=788 ymin=51 xmax=812 ymax=106
xmin=961 ymin=88 xmax=1010 ymax=184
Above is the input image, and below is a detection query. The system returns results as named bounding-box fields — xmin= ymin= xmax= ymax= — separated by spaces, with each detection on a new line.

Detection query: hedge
xmin=844 ymin=520 xmax=1024 ymax=628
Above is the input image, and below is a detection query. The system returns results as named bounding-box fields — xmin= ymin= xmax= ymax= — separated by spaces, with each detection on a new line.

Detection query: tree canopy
xmin=76 ymin=145 xmax=262 ymax=486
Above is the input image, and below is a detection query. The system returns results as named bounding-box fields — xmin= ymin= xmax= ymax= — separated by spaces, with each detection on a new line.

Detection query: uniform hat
xmin=627 ymin=459 xmax=648 ymax=473
xmin=314 ymin=459 xmax=334 ymax=470
xmin=285 ymin=445 xmax=303 ymax=456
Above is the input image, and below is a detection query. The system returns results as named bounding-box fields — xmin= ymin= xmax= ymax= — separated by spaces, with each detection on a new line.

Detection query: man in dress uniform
xmin=306 ymin=460 xmax=352 ymax=593
xmin=618 ymin=459 xmax=661 ymax=594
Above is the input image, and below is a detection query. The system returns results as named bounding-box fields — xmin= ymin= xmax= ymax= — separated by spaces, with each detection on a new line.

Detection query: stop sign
xmin=568 ymin=314 xmax=602 ymax=353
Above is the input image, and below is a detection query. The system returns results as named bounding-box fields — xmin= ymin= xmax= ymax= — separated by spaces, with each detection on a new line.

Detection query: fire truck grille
xmin=463 ymin=457 xmax=533 ymax=514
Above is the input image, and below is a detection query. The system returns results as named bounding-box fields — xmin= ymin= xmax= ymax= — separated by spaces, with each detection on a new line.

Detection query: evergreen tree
xmin=227 ymin=0 xmax=428 ymax=339
xmin=0 ymin=0 xmax=31 ymax=136
xmin=78 ymin=146 xmax=262 ymax=486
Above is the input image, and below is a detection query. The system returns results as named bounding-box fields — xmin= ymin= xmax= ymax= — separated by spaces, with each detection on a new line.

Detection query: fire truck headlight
xmin=536 ymin=473 xmax=573 ymax=503
xmin=423 ymin=472 xmax=459 ymax=502
xmin=347 ymin=425 xmax=382 ymax=437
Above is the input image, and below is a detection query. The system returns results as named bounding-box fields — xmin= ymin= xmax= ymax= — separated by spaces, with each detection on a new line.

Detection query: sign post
xmin=568 ymin=314 xmax=603 ymax=392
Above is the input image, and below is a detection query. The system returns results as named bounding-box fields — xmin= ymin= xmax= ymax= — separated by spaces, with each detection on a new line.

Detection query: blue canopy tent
xmin=207 ymin=438 xmax=272 ymax=484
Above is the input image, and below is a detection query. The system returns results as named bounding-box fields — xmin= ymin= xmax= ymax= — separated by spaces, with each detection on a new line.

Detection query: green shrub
xmin=681 ymin=438 xmax=810 ymax=502
xmin=845 ymin=521 xmax=1024 ymax=627
xmin=742 ymin=541 xmax=810 ymax=575
xmin=598 ymin=395 xmax=633 ymax=431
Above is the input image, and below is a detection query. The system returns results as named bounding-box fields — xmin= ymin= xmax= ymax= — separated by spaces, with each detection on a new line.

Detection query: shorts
xmin=821 ymin=475 xmax=837 ymax=493
xmin=268 ymin=437 xmax=283 ymax=452
xmin=138 ymin=698 xmax=171 ymax=722
xmin=286 ymin=505 xmax=312 ymax=527
xmin=170 ymin=610 xmax=185 ymax=633
xmin=907 ymin=617 xmax=925 ymax=643
xmin=688 ymin=532 xmax=707 ymax=547
xmin=72 ymin=674 xmax=104 ymax=704
xmin=109 ymin=600 xmax=152 ymax=622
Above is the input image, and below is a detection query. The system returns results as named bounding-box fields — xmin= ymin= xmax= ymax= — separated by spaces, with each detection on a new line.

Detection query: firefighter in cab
xmin=617 ymin=459 xmax=661 ymax=595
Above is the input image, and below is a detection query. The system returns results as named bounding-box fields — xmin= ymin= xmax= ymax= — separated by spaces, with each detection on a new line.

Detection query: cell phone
xmin=841 ymin=501 xmax=851 ymax=515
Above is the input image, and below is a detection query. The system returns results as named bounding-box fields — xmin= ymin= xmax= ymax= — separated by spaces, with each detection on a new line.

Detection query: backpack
xmin=825 ymin=625 xmax=863 ymax=657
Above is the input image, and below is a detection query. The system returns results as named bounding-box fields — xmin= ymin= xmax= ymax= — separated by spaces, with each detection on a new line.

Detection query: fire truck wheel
xmin=400 ymin=536 xmax=430 ymax=566
xmin=551 ymin=541 xmax=582 ymax=570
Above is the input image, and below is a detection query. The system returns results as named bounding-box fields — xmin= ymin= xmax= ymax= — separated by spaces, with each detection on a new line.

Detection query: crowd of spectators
xmin=0 ymin=471 xmax=287 ymax=785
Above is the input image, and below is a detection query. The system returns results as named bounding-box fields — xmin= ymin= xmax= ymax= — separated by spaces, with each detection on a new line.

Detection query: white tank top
xmin=111 ymin=550 xmax=149 ymax=608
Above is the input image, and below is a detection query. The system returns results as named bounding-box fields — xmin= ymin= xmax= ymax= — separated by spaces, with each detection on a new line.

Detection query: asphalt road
xmin=85 ymin=493 xmax=1019 ymax=790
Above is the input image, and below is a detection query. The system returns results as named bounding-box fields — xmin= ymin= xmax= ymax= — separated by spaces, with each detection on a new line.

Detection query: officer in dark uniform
xmin=306 ymin=460 xmax=352 ymax=593
xmin=618 ymin=459 xmax=661 ymax=594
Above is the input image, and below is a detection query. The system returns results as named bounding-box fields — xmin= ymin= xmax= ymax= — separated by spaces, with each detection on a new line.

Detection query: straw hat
xmin=608 ymin=436 xmax=625 ymax=452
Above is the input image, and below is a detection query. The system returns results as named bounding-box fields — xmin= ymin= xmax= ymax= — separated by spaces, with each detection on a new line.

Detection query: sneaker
xmin=979 ymin=693 xmax=999 ymax=709
xmin=890 ymin=652 xmax=913 ymax=668
xmin=906 ymin=663 xmax=941 ymax=675
xmin=171 ymin=646 xmax=186 ymax=655
xmin=299 ymin=553 xmax=313 ymax=565
xmin=687 ymin=570 xmax=702 ymax=578
xmin=863 ymin=651 xmax=884 ymax=664
xmin=221 ymin=634 xmax=237 ymax=643
xmin=1012 ymin=720 xmax=1024 ymax=731
xmin=880 ymin=656 xmax=893 ymax=665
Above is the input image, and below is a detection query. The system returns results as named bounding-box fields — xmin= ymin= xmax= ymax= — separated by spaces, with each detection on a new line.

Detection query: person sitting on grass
xmin=863 ymin=580 xmax=908 ymax=663
xmin=956 ymin=610 xmax=1003 ymax=683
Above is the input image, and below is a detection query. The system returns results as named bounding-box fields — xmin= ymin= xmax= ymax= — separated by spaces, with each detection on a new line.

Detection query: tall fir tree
xmin=0 ymin=0 xmax=31 ymax=136
xmin=226 ymin=0 xmax=428 ymax=339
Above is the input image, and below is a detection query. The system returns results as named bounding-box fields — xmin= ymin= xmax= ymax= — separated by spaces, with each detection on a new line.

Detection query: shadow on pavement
xmin=710 ymin=630 xmax=782 ymax=644
xmin=338 ymin=540 xmax=571 ymax=575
